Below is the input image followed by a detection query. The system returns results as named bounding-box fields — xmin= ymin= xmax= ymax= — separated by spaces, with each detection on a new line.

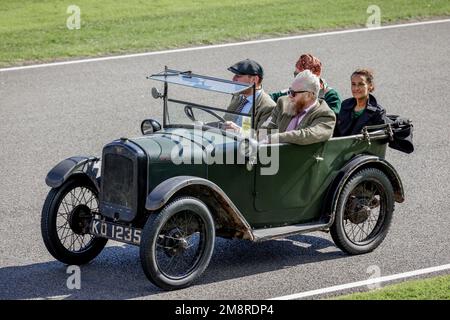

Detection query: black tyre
xmin=41 ymin=176 xmax=108 ymax=265
xmin=330 ymin=168 xmax=394 ymax=255
xmin=140 ymin=197 xmax=215 ymax=290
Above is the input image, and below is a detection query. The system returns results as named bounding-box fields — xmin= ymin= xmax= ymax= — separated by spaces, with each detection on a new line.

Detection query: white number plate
xmin=90 ymin=219 xmax=141 ymax=245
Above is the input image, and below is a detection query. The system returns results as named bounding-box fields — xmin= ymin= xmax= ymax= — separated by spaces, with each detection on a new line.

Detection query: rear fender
xmin=45 ymin=156 xmax=100 ymax=190
xmin=322 ymin=155 xmax=404 ymax=226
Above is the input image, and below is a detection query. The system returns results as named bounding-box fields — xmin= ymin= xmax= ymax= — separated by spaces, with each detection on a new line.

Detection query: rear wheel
xmin=330 ymin=168 xmax=394 ymax=255
xmin=41 ymin=176 xmax=107 ymax=265
xmin=140 ymin=197 xmax=215 ymax=290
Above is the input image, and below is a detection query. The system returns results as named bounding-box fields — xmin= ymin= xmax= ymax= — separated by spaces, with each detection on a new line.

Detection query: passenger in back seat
xmin=334 ymin=68 xmax=386 ymax=137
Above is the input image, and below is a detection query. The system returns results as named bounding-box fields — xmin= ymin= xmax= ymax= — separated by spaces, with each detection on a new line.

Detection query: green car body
xmin=129 ymin=126 xmax=397 ymax=231
xmin=41 ymin=68 xmax=406 ymax=290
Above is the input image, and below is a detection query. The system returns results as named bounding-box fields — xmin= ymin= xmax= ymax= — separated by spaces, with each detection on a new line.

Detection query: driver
xmin=223 ymin=59 xmax=276 ymax=132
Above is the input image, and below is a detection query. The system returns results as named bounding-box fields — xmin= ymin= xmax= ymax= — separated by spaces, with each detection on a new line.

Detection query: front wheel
xmin=41 ymin=176 xmax=108 ymax=265
xmin=330 ymin=168 xmax=395 ymax=255
xmin=140 ymin=197 xmax=215 ymax=290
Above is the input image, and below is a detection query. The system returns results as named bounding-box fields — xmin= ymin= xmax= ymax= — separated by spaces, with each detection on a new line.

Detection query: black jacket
xmin=334 ymin=94 xmax=385 ymax=136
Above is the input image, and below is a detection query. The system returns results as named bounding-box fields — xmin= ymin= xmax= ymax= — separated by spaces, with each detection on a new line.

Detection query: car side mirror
xmin=141 ymin=119 xmax=162 ymax=135
xmin=151 ymin=87 xmax=163 ymax=99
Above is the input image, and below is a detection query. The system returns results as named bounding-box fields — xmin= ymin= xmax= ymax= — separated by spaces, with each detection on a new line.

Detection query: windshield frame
xmin=148 ymin=67 xmax=257 ymax=129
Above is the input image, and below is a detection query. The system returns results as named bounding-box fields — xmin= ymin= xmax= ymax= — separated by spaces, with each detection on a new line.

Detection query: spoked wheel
xmin=331 ymin=168 xmax=394 ymax=255
xmin=140 ymin=197 xmax=215 ymax=290
xmin=41 ymin=176 xmax=107 ymax=265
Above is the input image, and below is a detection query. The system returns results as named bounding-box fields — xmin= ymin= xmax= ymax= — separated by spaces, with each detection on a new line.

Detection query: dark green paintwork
xmin=253 ymin=138 xmax=386 ymax=227
xmin=131 ymin=127 xmax=387 ymax=229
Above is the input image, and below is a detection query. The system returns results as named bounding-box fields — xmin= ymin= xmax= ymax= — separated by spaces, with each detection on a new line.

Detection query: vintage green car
xmin=41 ymin=68 xmax=405 ymax=290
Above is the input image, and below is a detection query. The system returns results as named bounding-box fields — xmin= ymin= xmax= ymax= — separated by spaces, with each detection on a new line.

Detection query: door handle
xmin=314 ymin=155 xmax=324 ymax=162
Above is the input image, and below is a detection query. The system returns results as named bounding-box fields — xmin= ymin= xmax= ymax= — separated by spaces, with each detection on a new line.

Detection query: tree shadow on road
xmin=0 ymin=233 xmax=345 ymax=299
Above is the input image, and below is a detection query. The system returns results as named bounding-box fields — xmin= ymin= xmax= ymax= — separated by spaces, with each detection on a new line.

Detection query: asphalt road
xmin=1 ymin=20 xmax=449 ymax=300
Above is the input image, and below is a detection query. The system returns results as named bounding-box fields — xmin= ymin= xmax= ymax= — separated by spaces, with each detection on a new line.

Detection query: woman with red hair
xmin=270 ymin=53 xmax=341 ymax=114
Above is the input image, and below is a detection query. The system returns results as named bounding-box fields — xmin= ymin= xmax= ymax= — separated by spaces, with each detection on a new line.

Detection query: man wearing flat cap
xmin=261 ymin=70 xmax=336 ymax=145
xmin=224 ymin=59 xmax=276 ymax=132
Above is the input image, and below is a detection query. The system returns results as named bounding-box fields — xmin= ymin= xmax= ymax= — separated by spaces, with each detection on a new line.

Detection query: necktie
xmin=234 ymin=96 xmax=248 ymax=126
xmin=235 ymin=95 xmax=248 ymax=113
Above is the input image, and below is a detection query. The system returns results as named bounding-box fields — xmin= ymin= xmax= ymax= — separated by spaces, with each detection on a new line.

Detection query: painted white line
xmin=268 ymin=263 xmax=450 ymax=300
xmin=1 ymin=18 xmax=450 ymax=73
xmin=27 ymin=295 xmax=71 ymax=300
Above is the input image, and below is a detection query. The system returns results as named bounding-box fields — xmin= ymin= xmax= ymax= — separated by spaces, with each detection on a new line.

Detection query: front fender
xmin=45 ymin=156 xmax=100 ymax=189
xmin=146 ymin=176 xmax=254 ymax=240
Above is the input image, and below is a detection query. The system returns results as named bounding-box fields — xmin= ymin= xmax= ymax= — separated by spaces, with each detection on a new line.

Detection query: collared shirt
xmin=285 ymin=101 xmax=316 ymax=131
xmin=236 ymin=89 xmax=262 ymax=126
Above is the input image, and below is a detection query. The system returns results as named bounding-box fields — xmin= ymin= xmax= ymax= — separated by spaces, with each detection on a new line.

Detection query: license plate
xmin=90 ymin=219 xmax=141 ymax=245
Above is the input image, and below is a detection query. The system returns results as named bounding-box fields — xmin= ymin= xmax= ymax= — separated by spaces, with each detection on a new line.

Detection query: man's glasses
xmin=288 ymin=88 xmax=310 ymax=97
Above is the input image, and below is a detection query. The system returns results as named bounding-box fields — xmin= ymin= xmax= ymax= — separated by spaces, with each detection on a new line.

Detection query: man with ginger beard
xmin=261 ymin=70 xmax=336 ymax=145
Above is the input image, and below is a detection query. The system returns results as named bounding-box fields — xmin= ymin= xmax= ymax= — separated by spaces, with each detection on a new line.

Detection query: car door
xmin=252 ymin=142 xmax=331 ymax=226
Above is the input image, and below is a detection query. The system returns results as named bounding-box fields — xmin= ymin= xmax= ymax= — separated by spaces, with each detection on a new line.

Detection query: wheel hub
xmin=348 ymin=205 xmax=372 ymax=224
xmin=69 ymin=204 xmax=93 ymax=235
xmin=162 ymin=229 xmax=190 ymax=256
xmin=345 ymin=196 xmax=373 ymax=224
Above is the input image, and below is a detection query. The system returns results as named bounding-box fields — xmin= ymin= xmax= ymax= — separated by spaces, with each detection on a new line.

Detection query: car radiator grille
xmin=102 ymin=153 xmax=136 ymax=210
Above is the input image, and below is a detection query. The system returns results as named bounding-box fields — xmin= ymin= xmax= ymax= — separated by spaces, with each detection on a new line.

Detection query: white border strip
xmin=1 ymin=18 xmax=450 ymax=73
xmin=268 ymin=263 xmax=450 ymax=300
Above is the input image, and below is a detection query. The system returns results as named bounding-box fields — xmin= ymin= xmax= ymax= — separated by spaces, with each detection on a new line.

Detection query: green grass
xmin=335 ymin=274 xmax=450 ymax=300
xmin=1 ymin=0 xmax=450 ymax=67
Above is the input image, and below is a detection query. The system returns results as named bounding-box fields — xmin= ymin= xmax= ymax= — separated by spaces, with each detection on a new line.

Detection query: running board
xmin=252 ymin=222 xmax=329 ymax=242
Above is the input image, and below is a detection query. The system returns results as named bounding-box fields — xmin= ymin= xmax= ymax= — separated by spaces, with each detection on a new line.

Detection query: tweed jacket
xmin=262 ymin=96 xmax=336 ymax=145
xmin=224 ymin=89 xmax=276 ymax=129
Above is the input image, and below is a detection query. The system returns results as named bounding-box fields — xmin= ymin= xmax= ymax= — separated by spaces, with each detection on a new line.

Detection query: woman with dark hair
xmin=334 ymin=68 xmax=385 ymax=137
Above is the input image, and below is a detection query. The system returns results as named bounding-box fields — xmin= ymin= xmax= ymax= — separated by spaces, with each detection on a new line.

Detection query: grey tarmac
xmin=0 ymin=20 xmax=449 ymax=300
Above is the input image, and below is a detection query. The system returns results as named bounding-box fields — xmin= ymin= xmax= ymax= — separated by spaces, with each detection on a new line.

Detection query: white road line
xmin=1 ymin=18 xmax=450 ymax=73
xmin=27 ymin=295 xmax=71 ymax=300
xmin=268 ymin=263 xmax=450 ymax=300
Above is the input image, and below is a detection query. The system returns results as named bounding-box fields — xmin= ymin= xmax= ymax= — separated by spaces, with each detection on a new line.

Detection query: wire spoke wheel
xmin=56 ymin=186 xmax=97 ymax=252
xmin=140 ymin=197 xmax=215 ymax=290
xmin=331 ymin=168 xmax=394 ymax=255
xmin=155 ymin=211 xmax=206 ymax=279
xmin=41 ymin=176 xmax=108 ymax=265
xmin=342 ymin=180 xmax=385 ymax=245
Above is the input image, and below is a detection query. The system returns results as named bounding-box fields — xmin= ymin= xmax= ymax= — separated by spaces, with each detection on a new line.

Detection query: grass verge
xmin=335 ymin=274 xmax=450 ymax=300
xmin=1 ymin=0 xmax=450 ymax=67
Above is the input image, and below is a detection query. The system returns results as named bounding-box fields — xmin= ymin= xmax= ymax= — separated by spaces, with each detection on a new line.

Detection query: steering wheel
xmin=184 ymin=105 xmax=227 ymax=125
